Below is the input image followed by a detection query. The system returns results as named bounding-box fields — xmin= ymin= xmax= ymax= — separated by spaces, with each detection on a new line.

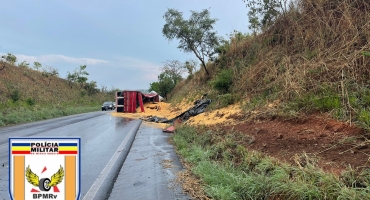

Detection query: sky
xmin=0 ymin=0 xmax=251 ymax=90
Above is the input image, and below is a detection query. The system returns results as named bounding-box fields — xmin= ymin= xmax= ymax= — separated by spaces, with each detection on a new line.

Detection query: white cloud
xmin=4 ymin=53 xmax=109 ymax=65
xmin=112 ymin=56 xmax=162 ymax=82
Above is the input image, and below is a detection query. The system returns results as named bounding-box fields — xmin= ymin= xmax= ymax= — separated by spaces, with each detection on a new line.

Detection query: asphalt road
xmin=109 ymin=124 xmax=188 ymax=200
xmin=0 ymin=111 xmax=189 ymax=200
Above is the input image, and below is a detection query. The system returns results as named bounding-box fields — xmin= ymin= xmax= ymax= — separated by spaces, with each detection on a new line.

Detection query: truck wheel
xmin=39 ymin=178 xmax=51 ymax=191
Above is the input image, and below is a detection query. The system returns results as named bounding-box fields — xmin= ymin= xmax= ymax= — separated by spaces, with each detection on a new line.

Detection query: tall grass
xmin=169 ymin=0 xmax=370 ymax=130
xmin=172 ymin=125 xmax=370 ymax=199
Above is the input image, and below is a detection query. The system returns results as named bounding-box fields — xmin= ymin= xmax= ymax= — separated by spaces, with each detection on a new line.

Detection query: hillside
xmin=172 ymin=0 xmax=370 ymax=119
xmin=0 ymin=62 xmax=115 ymax=126
xmin=170 ymin=0 xmax=370 ymax=132
xmin=164 ymin=0 xmax=370 ymax=199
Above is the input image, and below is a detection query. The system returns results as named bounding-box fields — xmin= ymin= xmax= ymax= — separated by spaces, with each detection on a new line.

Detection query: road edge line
xmin=82 ymin=119 xmax=142 ymax=200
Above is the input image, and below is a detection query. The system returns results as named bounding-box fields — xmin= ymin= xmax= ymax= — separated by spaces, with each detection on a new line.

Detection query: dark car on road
xmin=102 ymin=101 xmax=115 ymax=111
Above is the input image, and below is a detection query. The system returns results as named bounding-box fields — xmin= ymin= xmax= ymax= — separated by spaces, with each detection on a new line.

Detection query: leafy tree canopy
xmin=162 ymin=8 xmax=220 ymax=75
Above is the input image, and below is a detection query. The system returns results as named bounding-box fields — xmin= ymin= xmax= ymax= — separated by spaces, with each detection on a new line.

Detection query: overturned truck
xmin=116 ymin=90 xmax=160 ymax=113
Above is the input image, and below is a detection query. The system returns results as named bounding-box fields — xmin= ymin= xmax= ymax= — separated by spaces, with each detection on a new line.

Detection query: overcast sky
xmin=1 ymin=0 xmax=250 ymax=90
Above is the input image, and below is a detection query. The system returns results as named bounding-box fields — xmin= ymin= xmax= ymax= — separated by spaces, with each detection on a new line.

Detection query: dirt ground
xmin=223 ymin=113 xmax=370 ymax=175
xmin=112 ymin=101 xmax=370 ymax=175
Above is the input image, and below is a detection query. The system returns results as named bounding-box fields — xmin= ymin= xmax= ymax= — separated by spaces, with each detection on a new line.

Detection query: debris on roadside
xmin=163 ymin=126 xmax=175 ymax=133
xmin=141 ymin=98 xmax=212 ymax=124
xmin=140 ymin=115 xmax=169 ymax=123
xmin=146 ymin=105 xmax=161 ymax=111
xmin=161 ymin=159 xmax=174 ymax=169
xmin=176 ymin=170 xmax=211 ymax=200
xmin=170 ymin=99 xmax=212 ymax=122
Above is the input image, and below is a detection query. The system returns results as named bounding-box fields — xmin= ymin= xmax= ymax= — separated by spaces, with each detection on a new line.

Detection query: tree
xmin=41 ymin=66 xmax=59 ymax=86
xmin=148 ymin=72 xmax=176 ymax=100
xmin=184 ymin=59 xmax=198 ymax=75
xmin=161 ymin=60 xmax=186 ymax=85
xmin=65 ymin=65 xmax=89 ymax=89
xmin=84 ymin=81 xmax=99 ymax=95
xmin=162 ymin=8 xmax=220 ymax=76
xmin=75 ymin=65 xmax=89 ymax=89
xmin=18 ymin=61 xmax=30 ymax=69
xmin=158 ymin=72 xmax=175 ymax=100
xmin=149 ymin=82 xmax=160 ymax=93
xmin=33 ymin=62 xmax=42 ymax=71
xmin=248 ymin=7 xmax=261 ymax=35
xmin=66 ymin=71 xmax=77 ymax=87
xmin=1 ymin=53 xmax=17 ymax=65
xmin=243 ymin=0 xmax=287 ymax=32
xmin=42 ymin=66 xmax=59 ymax=77
xmin=148 ymin=60 xmax=190 ymax=99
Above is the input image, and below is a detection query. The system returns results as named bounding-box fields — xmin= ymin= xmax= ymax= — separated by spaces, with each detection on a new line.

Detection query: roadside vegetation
xmin=152 ymin=0 xmax=370 ymax=199
xmin=0 ymin=54 xmax=118 ymax=126
xmin=173 ymin=125 xmax=370 ymax=199
xmin=166 ymin=0 xmax=370 ymax=129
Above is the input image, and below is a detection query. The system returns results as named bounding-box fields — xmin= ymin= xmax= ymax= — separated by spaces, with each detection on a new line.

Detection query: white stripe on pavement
xmin=83 ymin=123 xmax=138 ymax=200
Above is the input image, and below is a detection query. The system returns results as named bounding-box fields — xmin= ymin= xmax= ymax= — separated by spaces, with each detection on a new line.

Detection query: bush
xmin=218 ymin=93 xmax=234 ymax=108
xmin=10 ymin=90 xmax=20 ymax=102
xmin=314 ymin=95 xmax=341 ymax=111
xmin=212 ymin=69 xmax=233 ymax=93
xmin=26 ymin=98 xmax=35 ymax=106
xmin=80 ymin=91 xmax=86 ymax=97
xmin=358 ymin=109 xmax=370 ymax=130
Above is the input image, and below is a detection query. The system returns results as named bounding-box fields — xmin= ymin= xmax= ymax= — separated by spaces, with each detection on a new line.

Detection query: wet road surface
xmin=0 ymin=111 xmax=189 ymax=200
xmin=108 ymin=124 xmax=189 ymax=200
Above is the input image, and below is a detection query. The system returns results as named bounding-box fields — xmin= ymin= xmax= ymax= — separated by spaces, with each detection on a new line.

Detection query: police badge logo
xmin=9 ymin=138 xmax=81 ymax=200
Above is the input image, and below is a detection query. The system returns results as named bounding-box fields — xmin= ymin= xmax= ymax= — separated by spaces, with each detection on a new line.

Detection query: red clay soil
xmin=222 ymin=113 xmax=370 ymax=175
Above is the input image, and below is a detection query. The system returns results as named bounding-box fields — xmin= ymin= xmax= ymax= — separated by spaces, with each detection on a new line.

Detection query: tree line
xmin=149 ymin=59 xmax=198 ymax=100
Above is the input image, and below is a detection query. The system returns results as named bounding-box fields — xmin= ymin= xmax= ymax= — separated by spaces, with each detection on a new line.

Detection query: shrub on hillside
xmin=212 ymin=69 xmax=233 ymax=93
xmin=218 ymin=93 xmax=234 ymax=108
xmin=18 ymin=61 xmax=30 ymax=69
xmin=26 ymin=98 xmax=35 ymax=106
xmin=10 ymin=90 xmax=20 ymax=102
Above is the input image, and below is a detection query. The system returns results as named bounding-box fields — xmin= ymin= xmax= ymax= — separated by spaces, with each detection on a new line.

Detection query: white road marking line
xmin=2 ymin=114 xmax=107 ymax=142
xmin=0 ymin=125 xmax=67 ymax=149
xmin=83 ymin=123 xmax=138 ymax=200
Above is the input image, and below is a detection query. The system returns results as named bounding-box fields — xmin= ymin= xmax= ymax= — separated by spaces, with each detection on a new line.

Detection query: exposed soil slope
xmin=223 ymin=113 xmax=369 ymax=175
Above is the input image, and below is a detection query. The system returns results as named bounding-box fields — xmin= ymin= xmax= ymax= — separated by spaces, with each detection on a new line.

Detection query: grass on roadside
xmin=172 ymin=125 xmax=370 ymax=200
xmin=0 ymin=106 xmax=100 ymax=127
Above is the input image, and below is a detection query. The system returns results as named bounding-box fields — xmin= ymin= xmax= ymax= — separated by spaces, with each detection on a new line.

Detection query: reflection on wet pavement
xmin=108 ymin=123 xmax=190 ymax=200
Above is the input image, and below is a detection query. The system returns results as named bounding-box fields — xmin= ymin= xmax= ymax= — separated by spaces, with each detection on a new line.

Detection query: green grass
xmin=0 ymin=64 xmax=116 ymax=127
xmin=0 ymin=105 xmax=100 ymax=127
xmin=172 ymin=125 xmax=370 ymax=200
